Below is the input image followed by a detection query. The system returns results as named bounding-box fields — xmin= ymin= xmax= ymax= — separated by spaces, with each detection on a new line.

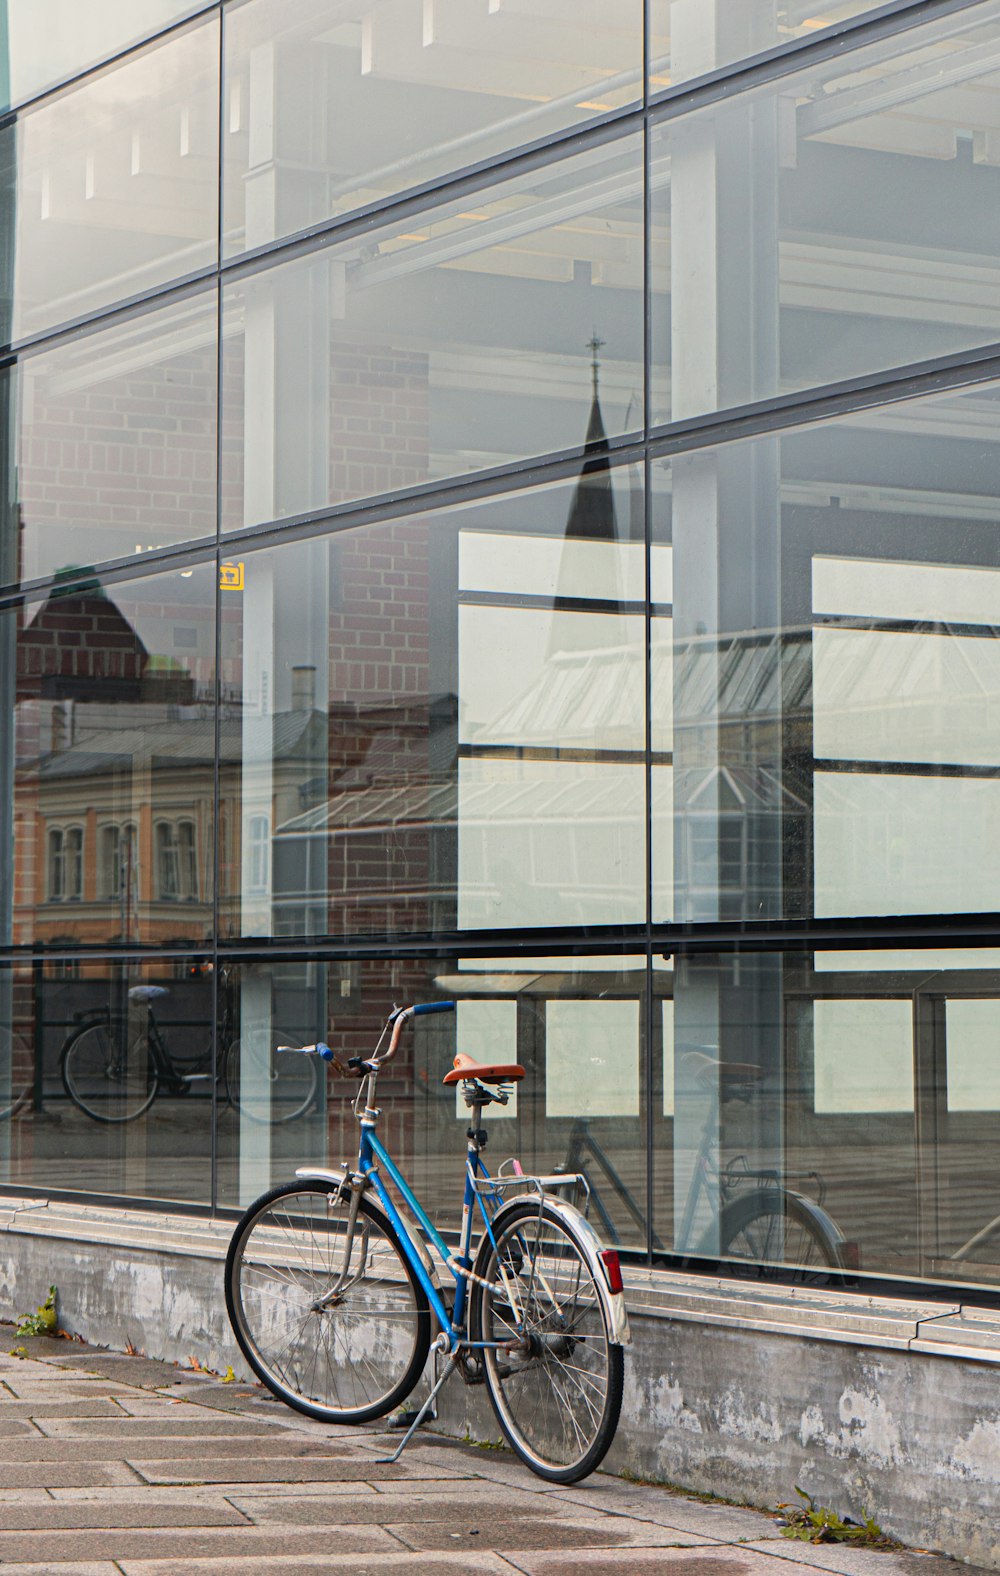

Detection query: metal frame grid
xmin=2 ymin=0 xmax=999 ymax=1285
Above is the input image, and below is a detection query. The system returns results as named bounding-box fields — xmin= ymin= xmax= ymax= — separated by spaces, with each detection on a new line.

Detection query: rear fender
xmin=482 ymin=1193 xmax=631 ymax=1346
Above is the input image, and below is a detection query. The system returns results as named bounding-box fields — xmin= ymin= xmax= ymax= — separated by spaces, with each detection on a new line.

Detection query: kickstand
xmin=375 ymin=1343 xmax=456 ymax=1466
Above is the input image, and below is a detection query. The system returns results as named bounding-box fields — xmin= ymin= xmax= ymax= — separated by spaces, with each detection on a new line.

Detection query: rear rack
xmin=470 ymin=1159 xmax=591 ymax=1213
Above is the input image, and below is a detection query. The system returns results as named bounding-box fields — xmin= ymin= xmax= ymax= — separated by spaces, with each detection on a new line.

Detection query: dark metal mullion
xmin=457 ymin=590 xmax=653 ymax=617
xmin=0 ymin=535 xmax=218 ymax=613
xmin=210 ymin=6 xmax=225 ymax=1220
xmin=1 ymin=435 xmax=650 ymax=605
xmin=8 ymin=327 xmax=1000 ymax=602
xmin=4 ymin=268 xmax=218 ymax=363
xmin=458 ymin=744 xmax=670 ymax=766
xmin=211 ymin=437 xmax=649 ymax=557
xmin=816 ymin=757 xmax=1000 ymax=780
xmin=646 ymin=0 xmax=992 ymax=124
xmin=816 ymin=613 xmax=1000 ymax=640
xmin=4 ymin=1 xmax=221 ymax=120
xmin=221 ymin=104 xmax=644 ymax=287
xmin=649 ymin=343 xmax=1000 ymax=460
xmin=4 ymin=114 xmax=645 ymax=364
xmin=8 ymin=907 xmax=1000 ymax=971
xmin=642 ymin=27 xmax=656 ymax=1265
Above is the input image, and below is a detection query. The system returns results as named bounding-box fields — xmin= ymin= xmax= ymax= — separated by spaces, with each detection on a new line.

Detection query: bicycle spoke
xmin=478 ymin=1203 xmax=622 ymax=1480
xmin=228 ymin=1185 xmax=430 ymax=1424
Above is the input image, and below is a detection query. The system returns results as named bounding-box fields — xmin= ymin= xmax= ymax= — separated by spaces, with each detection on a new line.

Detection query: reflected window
xmin=66 ymin=827 xmax=83 ymax=901
xmin=47 ymin=828 xmax=64 ymax=901
xmin=99 ymin=823 xmax=139 ymax=903
xmin=46 ymin=826 xmax=83 ymax=903
xmin=156 ymin=819 xmax=198 ymax=902
xmin=247 ymin=815 xmax=270 ymax=896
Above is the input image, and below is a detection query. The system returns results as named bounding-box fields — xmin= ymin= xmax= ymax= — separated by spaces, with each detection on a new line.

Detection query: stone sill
xmin=2 ymin=1191 xmax=998 ymax=1364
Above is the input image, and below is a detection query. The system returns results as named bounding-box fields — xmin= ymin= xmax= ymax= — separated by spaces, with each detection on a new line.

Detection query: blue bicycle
xmin=224 ymin=1000 xmax=630 ymax=1483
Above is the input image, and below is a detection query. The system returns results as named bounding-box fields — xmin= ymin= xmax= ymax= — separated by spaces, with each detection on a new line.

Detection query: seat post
xmin=464 ymin=1082 xmax=487 ymax=1158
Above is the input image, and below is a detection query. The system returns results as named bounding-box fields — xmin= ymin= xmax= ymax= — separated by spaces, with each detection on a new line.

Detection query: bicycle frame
xmin=357 ymin=1124 xmax=495 ymax=1348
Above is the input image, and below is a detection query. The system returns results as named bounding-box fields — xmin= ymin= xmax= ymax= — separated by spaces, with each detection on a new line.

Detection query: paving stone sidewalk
xmin=0 ymin=1336 xmax=983 ymax=1575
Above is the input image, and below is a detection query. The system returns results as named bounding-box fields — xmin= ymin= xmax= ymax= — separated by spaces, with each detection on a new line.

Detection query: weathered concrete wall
xmin=2 ymin=1205 xmax=1000 ymax=1567
xmin=0 ymin=1218 xmax=240 ymax=1378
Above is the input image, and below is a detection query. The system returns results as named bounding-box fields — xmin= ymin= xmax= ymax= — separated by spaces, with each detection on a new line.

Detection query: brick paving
xmin=0 ymin=1338 xmax=982 ymax=1575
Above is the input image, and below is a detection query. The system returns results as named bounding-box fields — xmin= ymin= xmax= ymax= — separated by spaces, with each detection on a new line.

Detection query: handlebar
xmin=276 ymin=1001 xmax=456 ymax=1073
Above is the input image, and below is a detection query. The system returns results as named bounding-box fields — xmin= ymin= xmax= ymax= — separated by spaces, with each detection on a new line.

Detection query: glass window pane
xmin=223 ymin=0 xmax=643 ymax=256
xmin=546 ymin=998 xmax=640 ymax=1117
xmin=652 ymin=2 xmax=1000 ymax=421
xmin=12 ymin=292 xmax=217 ymax=589
xmin=223 ymin=135 xmax=643 ymax=529
xmin=11 ymin=18 xmax=219 ymax=341
xmin=1 ymin=1 xmax=207 ymax=111
xmin=813 ymin=998 xmax=913 ymax=1113
xmin=0 ymin=955 xmax=214 ymax=1205
xmin=667 ymin=943 xmax=1000 ymax=1290
xmin=218 ymin=468 xmax=645 ymax=942
xmin=814 ymin=627 xmax=1000 ymax=768
xmin=7 ymin=559 xmax=216 ymax=950
xmin=654 ymin=378 xmax=1000 ymax=925
xmin=946 ymin=999 xmax=1000 ymax=1113
xmin=815 ymin=773 xmax=1000 ymax=917
xmin=218 ymin=953 xmax=647 ymax=1254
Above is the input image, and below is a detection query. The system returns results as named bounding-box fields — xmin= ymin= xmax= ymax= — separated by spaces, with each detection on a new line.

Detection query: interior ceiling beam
xmin=351 ymin=150 xmax=668 ymax=290
xmin=798 ymin=27 xmax=1000 ymax=135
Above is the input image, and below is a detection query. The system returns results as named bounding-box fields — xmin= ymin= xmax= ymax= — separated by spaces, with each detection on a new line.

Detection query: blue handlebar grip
xmin=277 ymin=1042 xmax=335 ymax=1060
xmin=412 ymin=1000 xmax=456 ymax=1016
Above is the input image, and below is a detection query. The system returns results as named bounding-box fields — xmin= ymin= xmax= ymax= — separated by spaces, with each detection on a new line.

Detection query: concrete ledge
xmin=2 ymin=1193 xmax=1000 ymax=1566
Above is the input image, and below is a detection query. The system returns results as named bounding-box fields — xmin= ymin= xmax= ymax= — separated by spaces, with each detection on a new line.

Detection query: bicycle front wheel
xmin=472 ymin=1200 xmax=623 ymax=1483
xmin=61 ymin=1021 xmax=158 ymax=1123
xmin=223 ymin=1034 xmax=318 ymax=1124
xmin=225 ymin=1181 xmax=432 ymax=1424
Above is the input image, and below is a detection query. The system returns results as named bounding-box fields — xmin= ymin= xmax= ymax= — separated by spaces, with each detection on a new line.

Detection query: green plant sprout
xmin=778 ymin=1486 xmax=900 ymax=1549
xmin=15 ymin=1286 xmax=57 ymax=1337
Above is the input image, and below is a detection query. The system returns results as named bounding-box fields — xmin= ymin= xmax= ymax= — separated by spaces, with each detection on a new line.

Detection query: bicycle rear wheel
xmin=61 ymin=1020 xmax=158 ymax=1123
xmin=0 ymin=1027 xmax=31 ymax=1121
xmin=223 ymin=1034 xmax=318 ymax=1124
xmin=717 ymin=1189 xmax=844 ymax=1272
xmin=225 ymin=1181 xmax=432 ymax=1424
xmin=471 ymin=1199 xmax=623 ymax=1483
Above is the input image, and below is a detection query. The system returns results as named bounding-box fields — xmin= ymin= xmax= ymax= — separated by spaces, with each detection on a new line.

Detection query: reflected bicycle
xmin=58 ymin=980 xmax=318 ymax=1126
xmin=225 ymin=1000 xmax=631 ymax=1483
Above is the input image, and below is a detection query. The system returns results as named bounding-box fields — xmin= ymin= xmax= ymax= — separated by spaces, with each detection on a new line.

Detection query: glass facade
xmin=3 ymin=0 xmax=1000 ymax=1299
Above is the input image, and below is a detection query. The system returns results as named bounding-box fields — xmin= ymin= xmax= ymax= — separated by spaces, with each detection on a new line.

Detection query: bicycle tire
xmin=471 ymin=1199 xmax=623 ymax=1483
xmin=717 ymin=1188 xmax=844 ymax=1272
xmin=61 ymin=1020 xmax=159 ymax=1124
xmin=223 ymin=1034 xmax=318 ymax=1124
xmin=0 ymin=1028 xmax=32 ymax=1120
xmin=225 ymin=1180 xmax=432 ymax=1424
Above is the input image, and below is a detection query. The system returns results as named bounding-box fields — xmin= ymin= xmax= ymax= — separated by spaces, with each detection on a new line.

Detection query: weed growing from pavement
xmin=777 ymin=1487 xmax=901 ymax=1549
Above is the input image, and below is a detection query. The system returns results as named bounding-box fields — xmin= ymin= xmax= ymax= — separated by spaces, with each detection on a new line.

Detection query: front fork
xmin=312 ymin=1172 xmax=367 ymax=1310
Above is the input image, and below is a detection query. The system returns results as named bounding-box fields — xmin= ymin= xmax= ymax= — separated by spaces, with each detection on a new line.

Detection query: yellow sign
xmin=220 ymin=561 xmax=244 ymax=590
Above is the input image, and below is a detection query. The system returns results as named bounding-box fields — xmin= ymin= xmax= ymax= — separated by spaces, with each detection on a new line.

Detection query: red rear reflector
xmin=599 ymin=1249 xmax=623 ymax=1294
